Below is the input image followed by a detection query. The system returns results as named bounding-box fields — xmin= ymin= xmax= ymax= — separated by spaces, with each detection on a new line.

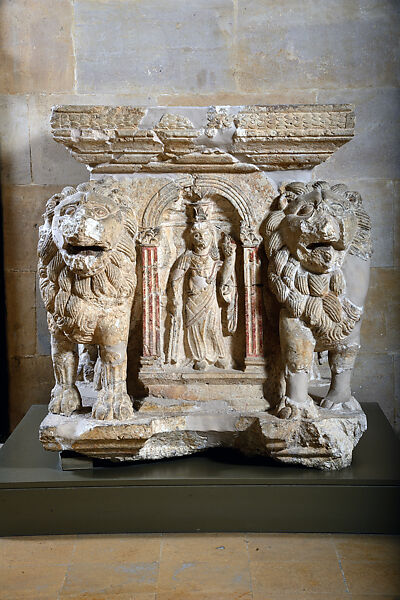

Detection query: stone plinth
xmin=39 ymin=403 xmax=367 ymax=471
xmin=139 ymin=367 xmax=267 ymax=411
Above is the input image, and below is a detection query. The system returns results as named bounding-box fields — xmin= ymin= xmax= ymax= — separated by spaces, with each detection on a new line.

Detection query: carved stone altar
xmin=38 ymin=104 xmax=370 ymax=470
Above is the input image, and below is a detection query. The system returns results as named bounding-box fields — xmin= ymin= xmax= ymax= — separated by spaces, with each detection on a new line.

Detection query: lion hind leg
xmin=49 ymin=331 xmax=82 ymax=416
xmin=277 ymin=309 xmax=318 ymax=419
xmin=321 ymin=341 xmax=361 ymax=412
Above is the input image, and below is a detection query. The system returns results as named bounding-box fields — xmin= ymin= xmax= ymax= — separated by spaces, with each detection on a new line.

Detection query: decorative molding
xmin=51 ymin=104 xmax=355 ymax=173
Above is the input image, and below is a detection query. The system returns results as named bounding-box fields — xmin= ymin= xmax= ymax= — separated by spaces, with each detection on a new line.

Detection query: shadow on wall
xmin=0 ymin=181 xmax=10 ymax=441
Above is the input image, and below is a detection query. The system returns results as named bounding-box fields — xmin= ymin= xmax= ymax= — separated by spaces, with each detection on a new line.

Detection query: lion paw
xmin=321 ymin=396 xmax=361 ymax=413
xmin=274 ymin=396 xmax=318 ymax=420
xmin=275 ymin=398 xmax=298 ymax=419
xmin=92 ymin=391 xmax=134 ymax=421
xmin=92 ymin=396 xmax=113 ymax=420
xmin=113 ymin=394 xmax=134 ymax=420
xmin=49 ymin=384 xmax=82 ymax=416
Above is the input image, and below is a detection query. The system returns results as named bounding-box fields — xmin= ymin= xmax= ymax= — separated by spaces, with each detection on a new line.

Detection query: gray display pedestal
xmin=0 ymin=404 xmax=399 ymax=536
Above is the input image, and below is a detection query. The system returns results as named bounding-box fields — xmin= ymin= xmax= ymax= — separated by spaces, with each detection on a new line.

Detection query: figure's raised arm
xmin=220 ymin=233 xmax=238 ymax=334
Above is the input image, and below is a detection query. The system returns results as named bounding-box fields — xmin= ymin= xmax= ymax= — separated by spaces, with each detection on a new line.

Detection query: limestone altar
xmin=38 ymin=104 xmax=371 ymax=470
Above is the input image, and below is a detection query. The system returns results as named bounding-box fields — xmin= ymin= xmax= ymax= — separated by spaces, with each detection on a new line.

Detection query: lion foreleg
xmin=49 ymin=331 xmax=82 ymax=416
xmin=277 ymin=309 xmax=317 ymax=418
xmin=92 ymin=342 xmax=134 ymax=421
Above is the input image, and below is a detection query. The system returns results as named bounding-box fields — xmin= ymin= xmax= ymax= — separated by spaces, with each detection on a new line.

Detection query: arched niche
xmin=142 ymin=175 xmax=255 ymax=230
xmin=139 ymin=174 xmax=264 ymax=374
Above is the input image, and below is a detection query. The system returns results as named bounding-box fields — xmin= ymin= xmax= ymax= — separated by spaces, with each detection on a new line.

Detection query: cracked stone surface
xmin=39 ymin=401 xmax=367 ymax=470
xmin=51 ymin=104 xmax=355 ymax=173
xmin=37 ymin=103 xmax=369 ymax=471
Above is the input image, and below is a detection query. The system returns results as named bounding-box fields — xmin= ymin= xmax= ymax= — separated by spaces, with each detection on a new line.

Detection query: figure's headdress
xmin=191 ymin=197 xmax=212 ymax=222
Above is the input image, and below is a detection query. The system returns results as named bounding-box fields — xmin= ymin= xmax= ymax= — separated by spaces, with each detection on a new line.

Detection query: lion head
xmin=38 ymin=178 xmax=138 ymax=342
xmin=264 ymin=181 xmax=371 ymax=345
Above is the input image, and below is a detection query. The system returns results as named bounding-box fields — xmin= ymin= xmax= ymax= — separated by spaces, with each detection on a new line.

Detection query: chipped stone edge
xmin=39 ymin=405 xmax=367 ymax=471
xmin=50 ymin=104 xmax=355 ymax=173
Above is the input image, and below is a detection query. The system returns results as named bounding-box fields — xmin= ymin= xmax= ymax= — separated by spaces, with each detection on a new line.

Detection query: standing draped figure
xmin=167 ymin=221 xmax=237 ymax=370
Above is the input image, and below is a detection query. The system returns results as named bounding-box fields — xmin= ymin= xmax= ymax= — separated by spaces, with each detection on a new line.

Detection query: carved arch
xmin=142 ymin=175 xmax=255 ymax=229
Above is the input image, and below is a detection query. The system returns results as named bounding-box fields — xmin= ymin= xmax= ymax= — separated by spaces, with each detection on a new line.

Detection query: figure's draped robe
xmin=177 ymin=251 xmax=226 ymax=363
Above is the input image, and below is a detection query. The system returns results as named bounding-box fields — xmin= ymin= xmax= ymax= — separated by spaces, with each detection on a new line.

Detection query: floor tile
xmin=60 ymin=594 xmax=155 ymax=600
xmin=341 ymin=559 xmax=400 ymax=595
xmin=59 ymin=561 xmax=159 ymax=597
xmin=157 ymin=592 xmax=252 ymax=599
xmin=0 ymin=535 xmax=76 ymax=568
xmin=333 ymin=534 xmax=400 ymax=563
xmin=250 ymin=559 xmax=347 ymax=597
xmin=349 ymin=596 xmax=400 ymax=599
xmin=252 ymin=595 xmax=350 ymax=600
xmin=158 ymin=535 xmax=251 ymax=597
xmin=247 ymin=532 xmax=337 ymax=562
xmin=158 ymin=558 xmax=252 ymax=597
xmin=160 ymin=532 xmax=248 ymax=562
xmin=0 ymin=564 xmax=67 ymax=600
xmin=71 ymin=534 xmax=162 ymax=565
xmin=349 ymin=596 xmax=400 ymax=600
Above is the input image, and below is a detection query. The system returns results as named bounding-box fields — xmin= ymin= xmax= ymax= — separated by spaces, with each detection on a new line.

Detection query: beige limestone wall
xmin=1 ymin=0 xmax=399 ymax=431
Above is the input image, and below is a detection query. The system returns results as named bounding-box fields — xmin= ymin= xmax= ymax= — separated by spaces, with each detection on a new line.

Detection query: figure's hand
xmin=221 ymin=233 xmax=236 ymax=257
xmin=221 ymin=283 xmax=230 ymax=296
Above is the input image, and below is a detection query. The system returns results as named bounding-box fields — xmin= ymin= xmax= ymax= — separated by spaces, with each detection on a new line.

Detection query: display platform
xmin=0 ymin=404 xmax=399 ymax=536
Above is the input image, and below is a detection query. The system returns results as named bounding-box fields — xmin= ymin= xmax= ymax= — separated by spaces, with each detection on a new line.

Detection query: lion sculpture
xmin=38 ymin=178 xmax=137 ymax=420
xmin=264 ymin=181 xmax=371 ymax=419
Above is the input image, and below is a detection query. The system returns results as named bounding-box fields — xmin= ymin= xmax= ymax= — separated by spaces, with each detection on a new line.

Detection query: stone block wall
xmin=1 ymin=0 xmax=399 ymax=431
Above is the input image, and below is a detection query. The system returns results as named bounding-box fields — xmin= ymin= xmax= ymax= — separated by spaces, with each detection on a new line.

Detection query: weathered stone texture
xmin=395 ymin=354 xmax=400 ymax=435
xmin=8 ymin=356 xmax=53 ymax=430
xmin=0 ymin=0 xmax=75 ymax=94
xmin=34 ymin=163 xmax=370 ymax=468
xmin=74 ymin=0 xmax=236 ymax=94
xmin=40 ymin=407 xmax=367 ymax=470
xmin=362 ymin=268 xmax=400 ymax=354
xmin=2 ymin=185 xmax=62 ymax=271
xmin=235 ymin=0 xmax=400 ymax=92
xmin=394 ymin=181 xmax=400 ymax=269
xmin=353 ymin=352 xmax=395 ymax=424
xmin=1 ymin=0 xmax=399 ymax=437
xmin=0 ymin=96 xmax=31 ymax=184
xmin=314 ymin=88 xmax=400 ymax=181
xmin=5 ymin=271 xmax=36 ymax=358
xmin=2 ymin=185 xmax=73 ymax=367
xmin=28 ymin=96 xmax=89 ymax=185
xmin=346 ymin=179 xmax=395 ymax=269
xmin=50 ymin=103 xmax=355 ymax=173
xmin=158 ymin=89 xmax=319 ymax=107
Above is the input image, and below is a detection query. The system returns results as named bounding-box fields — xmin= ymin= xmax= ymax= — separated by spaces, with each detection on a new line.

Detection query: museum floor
xmin=0 ymin=533 xmax=399 ymax=599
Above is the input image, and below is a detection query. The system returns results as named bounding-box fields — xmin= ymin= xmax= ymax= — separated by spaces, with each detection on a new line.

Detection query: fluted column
xmin=138 ymin=227 xmax=161 ymax=365
xmin=240 ymin=224 xmax=264 ymax=371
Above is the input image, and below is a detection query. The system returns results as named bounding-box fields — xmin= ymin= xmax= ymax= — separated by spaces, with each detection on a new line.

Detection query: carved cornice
xmin=51 ymin=104 xmax=354 ymax=173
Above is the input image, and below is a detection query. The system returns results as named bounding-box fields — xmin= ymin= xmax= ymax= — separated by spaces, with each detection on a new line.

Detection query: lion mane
xmin=264 ymin=181 xmax=372 ymax=346
xmin=38 ymin=178 xmax=137 ymax=344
